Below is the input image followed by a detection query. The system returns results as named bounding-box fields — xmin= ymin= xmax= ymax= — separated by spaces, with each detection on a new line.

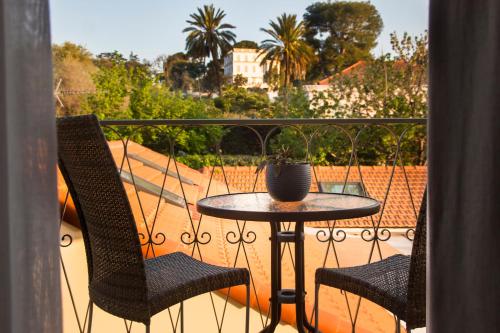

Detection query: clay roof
xmin=317 ymin=60 xmax=367 ymax=85
xmin=201 ymin=165 xmax=427 ymax=228
xmin=317 ymin=59 xmax=410 ymax=86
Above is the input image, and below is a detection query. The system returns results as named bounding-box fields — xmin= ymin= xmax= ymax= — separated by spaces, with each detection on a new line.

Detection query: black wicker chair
xmin=57 ymin=115 xmax=250 ymax=333
xmin=314 ymin=191 xmax=426 ymax=333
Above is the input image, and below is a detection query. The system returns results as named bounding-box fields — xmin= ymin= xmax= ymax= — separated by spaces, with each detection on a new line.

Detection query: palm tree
xmin=183 ymin=4 xmax=236 ymax=95
xmin=259 ymin=13 xmax=314 ymax=89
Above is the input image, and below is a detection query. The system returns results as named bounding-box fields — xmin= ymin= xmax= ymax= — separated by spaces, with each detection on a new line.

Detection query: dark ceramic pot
xmin=265 ymin=163 xmax=311 ymax=202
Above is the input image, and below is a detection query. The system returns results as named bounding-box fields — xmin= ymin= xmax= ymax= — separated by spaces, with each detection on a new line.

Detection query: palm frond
xmin=258 ymin=13 xmax=314 ymax=86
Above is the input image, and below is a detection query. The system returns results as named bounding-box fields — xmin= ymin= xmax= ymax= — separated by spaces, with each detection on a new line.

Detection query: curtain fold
xmin=0 ymin=0 xmax=61 ymax=332
xmin=429 ymin=1 xmax=500 ymax=331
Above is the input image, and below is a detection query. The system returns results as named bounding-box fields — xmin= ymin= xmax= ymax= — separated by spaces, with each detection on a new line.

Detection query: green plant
xmin=255 ymin=145 xmax=307 ymax=175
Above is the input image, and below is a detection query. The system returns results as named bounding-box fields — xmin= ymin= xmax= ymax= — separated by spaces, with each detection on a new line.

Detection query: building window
xmin=245 ymin=66 xmax=248 ymax=72
xmin=236 ymin=65 xmax=240 ymax=72
xmin=318 ymin=182 xmax=364 ymax=196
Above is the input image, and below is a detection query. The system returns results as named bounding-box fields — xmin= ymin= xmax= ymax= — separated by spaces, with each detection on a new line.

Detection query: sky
xmin=49 ymin=0 xmax=429 ymax=62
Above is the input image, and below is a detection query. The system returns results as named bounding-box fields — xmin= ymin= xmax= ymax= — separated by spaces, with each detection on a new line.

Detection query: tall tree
xmin=259 ymin=13 xmax=314 ymax=89
xmin=304 ymin=1 xmax=383 ymax=80
xmin=52 ymin=42 xmax=97 ymax=116
xmin=161 ymin=52 xmax=205 ymax=92
xmin=83 ymin=52 xmax=130 ymax=119
xmin=183 ymin=4 xmax=236 ymax=95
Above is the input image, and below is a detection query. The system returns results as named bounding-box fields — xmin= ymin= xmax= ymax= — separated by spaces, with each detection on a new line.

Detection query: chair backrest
xmin=57 ymin=115 xmax=148 ymax=308
xmin=406 ymin=188 xmax=427 ymax=329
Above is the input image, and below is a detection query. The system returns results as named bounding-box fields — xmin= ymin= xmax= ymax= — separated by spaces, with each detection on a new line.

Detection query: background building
xmin=224 ymin=48 xmax=268 ymax=89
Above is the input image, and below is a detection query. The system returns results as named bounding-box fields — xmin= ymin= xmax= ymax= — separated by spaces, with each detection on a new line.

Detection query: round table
xmin=196 ymin=192 xmax=380 ymax=333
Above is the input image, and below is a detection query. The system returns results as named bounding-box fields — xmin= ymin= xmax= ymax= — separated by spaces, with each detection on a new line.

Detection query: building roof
xmin=317 ymin=60 xmax=367 ymax=85
xmin=59 ymin=140 xmax=418 ymax=333
xmin=317 ymin=59 xmax=412 ymax=86
xmin=230 ymin=47 xmax=259 ymax=52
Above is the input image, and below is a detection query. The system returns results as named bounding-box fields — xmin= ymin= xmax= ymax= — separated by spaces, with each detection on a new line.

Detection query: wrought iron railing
xmin=59 ymin=118 xmax=426 ymax=333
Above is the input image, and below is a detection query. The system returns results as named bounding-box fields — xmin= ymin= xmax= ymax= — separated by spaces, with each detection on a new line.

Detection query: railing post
xmin=0 ymin=0 xmax=61 ymax=332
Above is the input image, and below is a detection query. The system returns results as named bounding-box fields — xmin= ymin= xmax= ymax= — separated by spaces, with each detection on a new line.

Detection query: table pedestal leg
xmin=260 ymin=222 xmax=281 ymax=333
xmin=294 ymin=222 xmax=317 ymax=333
xmin=260 ymin=222 xmax=317 ymax=333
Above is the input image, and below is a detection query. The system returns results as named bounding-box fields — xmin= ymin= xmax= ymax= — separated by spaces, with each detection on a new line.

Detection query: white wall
xmin=224 ymin=48 xmax=267 ymax=88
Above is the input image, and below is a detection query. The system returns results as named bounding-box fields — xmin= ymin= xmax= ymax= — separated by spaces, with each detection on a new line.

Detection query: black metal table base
xmin=260 ymin=221 xmax=317 ymax=333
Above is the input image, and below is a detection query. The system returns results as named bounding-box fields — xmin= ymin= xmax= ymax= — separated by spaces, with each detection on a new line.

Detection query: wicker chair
xmin=57 ymin=115 xmax=250 ymax=333
xmin=314 ymin=191 xmax=426 ymax=333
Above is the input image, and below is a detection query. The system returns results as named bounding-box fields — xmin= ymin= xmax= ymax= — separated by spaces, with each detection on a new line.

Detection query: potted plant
xmin=256 ymin=145 xmax=311 ymax=202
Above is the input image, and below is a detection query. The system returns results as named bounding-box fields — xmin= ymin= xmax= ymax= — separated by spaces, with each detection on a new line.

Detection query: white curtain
xmin=0 ymin=0 xmax=61 ymax=332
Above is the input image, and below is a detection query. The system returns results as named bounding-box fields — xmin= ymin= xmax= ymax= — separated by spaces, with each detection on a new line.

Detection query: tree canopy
xmin=304 ymin=1 xmax=383 ymax=80
xmin=183 ymin=4 xmax=236 ymax=95
xmin=52 ymin=42 xmax=97 ymax=116
xmin=161 ymin=52 xmax=205 ymax=92
xmin=259 ymin=13 xmax=315 ymax=89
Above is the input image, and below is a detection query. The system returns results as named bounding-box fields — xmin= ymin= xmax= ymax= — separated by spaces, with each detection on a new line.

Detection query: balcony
xmin=59 ymin=118 xmax=426 ymax=333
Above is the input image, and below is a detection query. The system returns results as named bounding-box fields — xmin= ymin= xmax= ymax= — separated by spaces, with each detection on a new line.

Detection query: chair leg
xmin=180 ymin=301 xmax=184 ymax=333
xmin=314 ymin=283 xmax=320 ymax=333
xmin=395 ymin=317 xmax=401 ymax=333
xmin=145 ymin=324 xmax=150 ymax=333
xmin=87 ymin=301 xmax=93 ymax=333
xmin=245 ymin=283 xmax=250 ymax=333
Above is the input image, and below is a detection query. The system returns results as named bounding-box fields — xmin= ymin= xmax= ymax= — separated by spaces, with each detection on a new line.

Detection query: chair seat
xmin=145 ymin=252 xmax=249 ymax=316
xmin=316 ymin=254 xmax=410 ymax=320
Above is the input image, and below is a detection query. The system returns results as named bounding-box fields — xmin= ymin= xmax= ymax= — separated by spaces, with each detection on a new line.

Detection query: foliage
xmin=270 ymin=87 xmax=317 ymax=118
xmin=263 ymin=66 xmax=281 ymax=91
xmin=311 ymin=31 xmax=428 ymax=119
xmin=200 ymin=60 xmax=227 ymax=93
xmin=233 ymin=40 xmax=259 ymax=49
xmin=300 ymin=31 xmax=428 ymax=165
xmin=215 ymin=85 xmax=270 ymax=117
xmin=176 ymin=154 xmax=263 ymax=170
xmin=53 ymin=42 xmax=94 ymax=64
xmin=304 ymin=1 xmax=383 ymax=80
xmin=52 ymin=42 xmax=97 ymax=116
xmin=80 ymin=51 xmax=225 ymax=153
xmin=256 ymin=144 xmax=306 ymax=176
xmin=259 ymin=13 xmax=315 ymax=89
xmin=232 ymin=74 xmax=248 ymax=87
xmin=95 ymin=51 xmax=128 ymax=67
xmin=183 ymin=4 xmax=236 ymax=95
xmin=133 ymin=92 xmax=224 ymax=155
xmin=162 ymin=52 xmax=206 ymax=92
xmin=82 ymin=52 xmax=131 ymax=120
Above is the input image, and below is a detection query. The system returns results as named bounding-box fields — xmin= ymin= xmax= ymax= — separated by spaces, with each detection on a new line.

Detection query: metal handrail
xmin=101 ymin=118 xmax=427 ymax=126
